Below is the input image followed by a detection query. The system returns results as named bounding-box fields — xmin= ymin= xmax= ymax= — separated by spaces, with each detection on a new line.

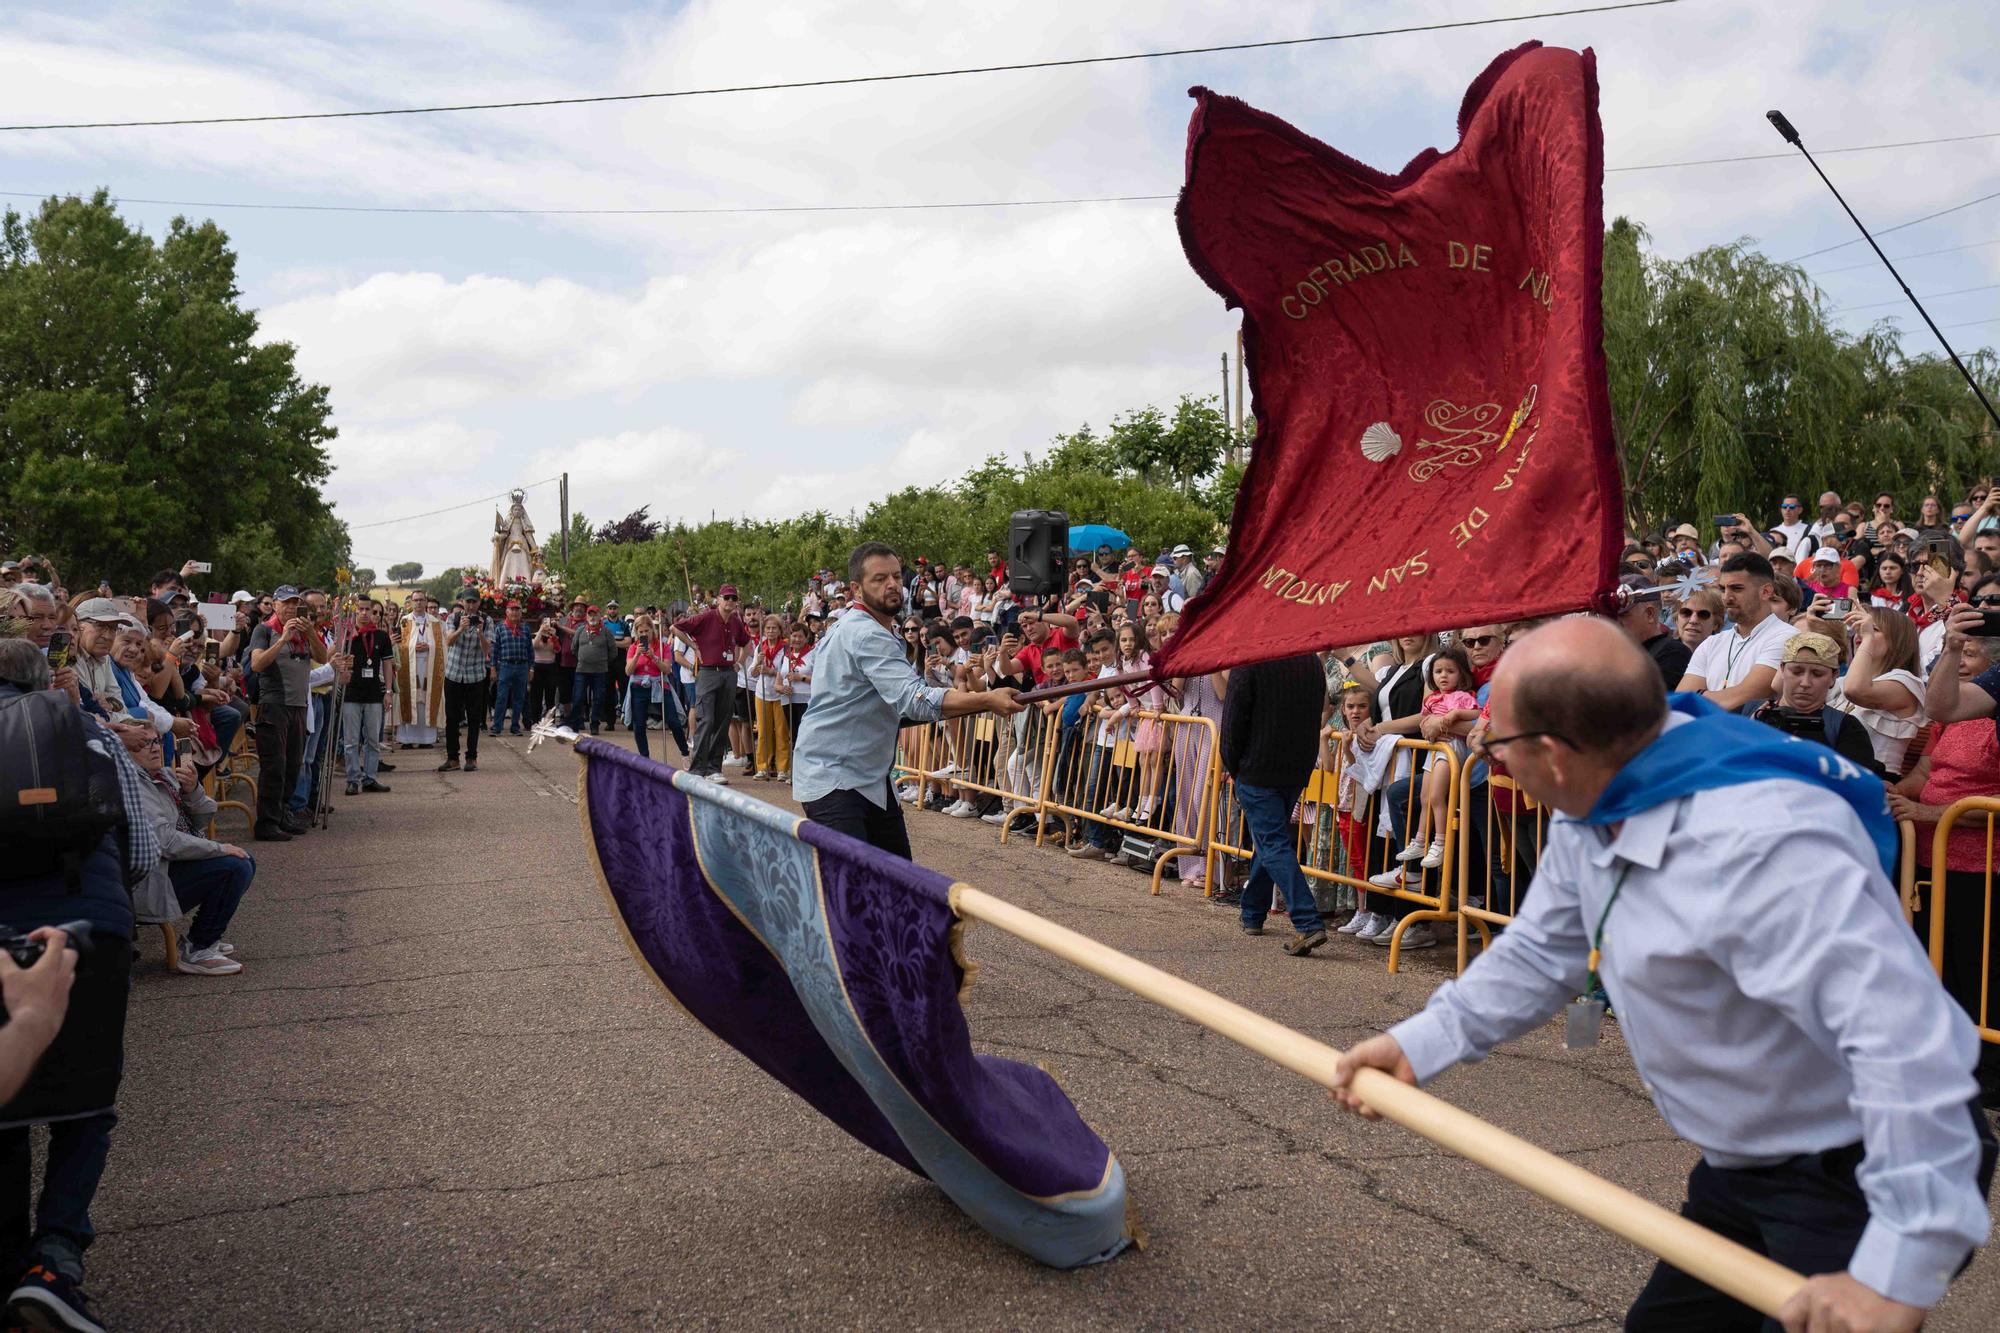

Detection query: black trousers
xmin=443 ymin=677 xmax=488 ymax=761
xmin=1627 ymin=1114 xmax=1996 ymax=1331
xmin=254 ymin=704 xmax=306 ymax=829
xmin=803 ymin=780 xmax=912 ymax=861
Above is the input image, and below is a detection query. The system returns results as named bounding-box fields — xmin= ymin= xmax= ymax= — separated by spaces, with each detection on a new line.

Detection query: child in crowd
xmin=1396 ymin=647 xmax=1477 ymax=870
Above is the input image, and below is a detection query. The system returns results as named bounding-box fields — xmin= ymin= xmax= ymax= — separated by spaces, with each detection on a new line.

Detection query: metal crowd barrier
xmin=1919 ymin=797 xmax=2000 ymax=1048
xmin=1026 ymin=709 xmax=1223 ymax=893
xmin=1209 ymin=734 xmax=1463 ymax=972
xmin=1452 ymin=766 xmax=1552 ymax=971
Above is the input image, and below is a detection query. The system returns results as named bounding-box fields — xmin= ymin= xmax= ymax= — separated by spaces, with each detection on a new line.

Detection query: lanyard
xmin=1585 ymin=864 xmax=1633 ymax=996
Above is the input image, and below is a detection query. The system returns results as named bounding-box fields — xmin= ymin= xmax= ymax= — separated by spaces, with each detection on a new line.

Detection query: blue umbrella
xmin=1064 ymin=523 xmax=1131 ymax=554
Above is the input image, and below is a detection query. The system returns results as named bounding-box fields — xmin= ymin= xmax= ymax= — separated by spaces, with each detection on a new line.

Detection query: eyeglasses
xmin=1780 ymin=502 xmax=1801 ymax=510
xmin=1473 ymin=730 xmax=1574 ymax=761
xmin=1681 ymin=608 xmax=1714 ymax=622
xmin=1461 ymin=634 xmax=1499 ymax=648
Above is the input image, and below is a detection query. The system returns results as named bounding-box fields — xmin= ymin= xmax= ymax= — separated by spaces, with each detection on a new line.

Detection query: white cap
xmin=1812 ymin=546 xmax=1842 ymax=566
xmin=231 ymin=589 xmax=256 ymax=603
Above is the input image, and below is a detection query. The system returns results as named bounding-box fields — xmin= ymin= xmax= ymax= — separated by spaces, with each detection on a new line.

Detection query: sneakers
xmin=980 ymin=810 xmax=1008 ymax=825
xmin=895 ymin=784 xmax=919 ymax=804
xmin=723 ymin=752 xmax=746 ymax=769
xmin=1372 ymin=921 xmax=1439 ymax=949
xmin=1099 ymin=804 xmax=1130 ymax=821
xmin=176 ymin=944 xmax=242 ymax=976
xmin=774 ymin=771 xmax=790 ymax=783
xmin=1367 ymin=867 xmax=1412 ymax=889
xmin=1284 ymin=928 xmax=1328 ymax=957
xmin=1336 ymin=910 xmax=1377 ymax=936
xmin=946 ymin=800 xmax=979 ymax=818
xmin=1394 ymin=839 xmax=1428 ymax=863
xmin=924 ymin=762 xmax=962 ymax=780
xmin=1419 ymin=840 xmax=1446 ymax=869
xmin=1352 ymin=912 xmax=1393 ymax=942
xmin=1241 ymin=923 xmax=1265 ymax=936
xmin=9 ymin=1263 xmax=104 ymax=1333
xmin=1066 ymin=842 xmax=1106 ymax=859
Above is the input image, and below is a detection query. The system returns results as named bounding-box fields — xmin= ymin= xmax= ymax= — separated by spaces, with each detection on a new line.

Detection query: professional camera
xmin=1764 ymin=707 xmax=1827 ymax=739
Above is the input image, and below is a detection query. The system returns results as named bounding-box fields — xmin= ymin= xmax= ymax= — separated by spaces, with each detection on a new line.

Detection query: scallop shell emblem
xmin=1359 ymin=421 xmax=1402 ymax=462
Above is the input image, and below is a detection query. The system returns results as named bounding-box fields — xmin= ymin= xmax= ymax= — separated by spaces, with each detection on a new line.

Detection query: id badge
xmin=359 ymin=665 xmax=374 ymax=680
xmin=1564 ymin=998 xmax=1606 ymax=1049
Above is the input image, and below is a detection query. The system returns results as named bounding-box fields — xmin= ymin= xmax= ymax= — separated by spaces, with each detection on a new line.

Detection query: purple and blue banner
xmin=575 ymin=739 xmax=1135 ymax=1267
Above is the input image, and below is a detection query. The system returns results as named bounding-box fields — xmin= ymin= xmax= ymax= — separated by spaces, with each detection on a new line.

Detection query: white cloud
xmin=528 ymin=427 xmax=737 ymax=526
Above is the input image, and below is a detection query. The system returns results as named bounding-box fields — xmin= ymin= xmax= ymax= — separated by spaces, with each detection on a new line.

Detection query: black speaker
xmin=1008 ymin=510 xmax=1068 ymax=597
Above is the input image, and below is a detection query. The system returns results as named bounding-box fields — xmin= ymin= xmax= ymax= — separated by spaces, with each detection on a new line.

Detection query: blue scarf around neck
xmin=1580 ymin=694 xmax=1898 ymax=879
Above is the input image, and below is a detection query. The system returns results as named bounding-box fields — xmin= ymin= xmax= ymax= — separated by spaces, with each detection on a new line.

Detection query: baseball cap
xmin=74 ymin=597 xmax=125 ymax=622
xmin=1812 ymin=546 xmax=1842 ymax=566
xmin=585 ymin=604 xmax=600 ymax=614
xmin=1897 ymin=527 xmax=1921 ymax=540
xmin=1782 ymin=632 xmax=1841 ymax=668
xmin=230 ymin=589 xmax=256 ymax=603
xmin=1671 ymin=523 xmax=1700 ymax=540
xmin=458 ymin=588 xmax=479 ymax=601
xmin=272 ymin=585 xmax=302 ymax=601
xmin=717 ymin=584 xmax=740 ymax=598
xmin=1151 ymin=563 xmax=1172 ymax=575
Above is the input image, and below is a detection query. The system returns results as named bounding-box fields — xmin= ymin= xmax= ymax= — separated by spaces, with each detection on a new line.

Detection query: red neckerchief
xmin=265 ymin=611 xmax=308 ymax=653
xmin=784 ymin=645 xmax=809 ymax=668
xmin=1472 ymin=659 xmax=1500 ymax=688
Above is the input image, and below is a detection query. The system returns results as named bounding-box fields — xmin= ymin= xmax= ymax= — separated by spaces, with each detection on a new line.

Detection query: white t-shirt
xmin=780 ymin=647 xmax=813 ymax=702
xmin=1772 ymin=520 xmax=1811 ymax=562
xmin=1684 ymin=612 xmax=1792 ymax=691
xmin=1094 ymin=664 xmax=1124 ymax=746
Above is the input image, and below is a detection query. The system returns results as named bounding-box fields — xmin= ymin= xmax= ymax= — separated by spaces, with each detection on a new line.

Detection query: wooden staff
xmin=1014 ymin=667 xmax=1153 ymax=704
xmin=949 ymin=885 xmax=1807 ymax=1318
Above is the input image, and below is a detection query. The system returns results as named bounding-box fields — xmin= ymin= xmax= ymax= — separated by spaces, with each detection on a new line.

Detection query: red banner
xmin=1155 ymin=42 xmax=1625 ymax=677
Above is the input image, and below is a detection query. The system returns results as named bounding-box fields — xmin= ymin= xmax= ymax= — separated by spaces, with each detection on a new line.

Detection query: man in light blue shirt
xmin=1332 ymin=618 xmax=1992 ymax=1333
xmin=792 ymin=542 xmax=1024 ymax=859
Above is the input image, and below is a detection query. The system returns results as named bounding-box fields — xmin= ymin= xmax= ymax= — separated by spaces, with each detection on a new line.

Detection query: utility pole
xmin=1235 ymin=325 xmax=1246 ymax=436
xmin=559 ymin=472 xmax=569 ymax=566
xmin=1219 ymin=352 xmax=1230 ymax=444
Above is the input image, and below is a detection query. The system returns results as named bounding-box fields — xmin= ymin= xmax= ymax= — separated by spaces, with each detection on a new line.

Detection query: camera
xmin=0 ymin=922 xmax=93 ymax=971
xmin=1767 ymin=707 xmax=1826 ymax=738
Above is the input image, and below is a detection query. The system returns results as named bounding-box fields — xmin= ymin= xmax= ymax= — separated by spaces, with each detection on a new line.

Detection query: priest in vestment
xmin=398 ymin=591 xmax=447 ymax=746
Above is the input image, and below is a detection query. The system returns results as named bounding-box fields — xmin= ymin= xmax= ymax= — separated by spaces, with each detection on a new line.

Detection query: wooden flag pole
xmin=1014 ymin=667 xmax=1153 ymax=705
xmin=949 ymin=885 xmax=1807 ymax=1318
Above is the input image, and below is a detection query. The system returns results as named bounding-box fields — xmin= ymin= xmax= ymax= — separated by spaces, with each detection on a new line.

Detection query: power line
xmin=1809 ymin=236 xmax=2000 ymax=277
xmin=0 ymin=186 xmax=1175 ymax=217
xmin=344 ymin=477 xmax=559 ymax=530
xmin=1606 ymin=128 xmax=2000 ymax=173
xmin=0 ymin=1 xmax=1678 ymax=132
xmin=1785 ymin=184 xmax=2000 ymax=263
xmin=1833 ymin=282 xmax=2000 ymax=313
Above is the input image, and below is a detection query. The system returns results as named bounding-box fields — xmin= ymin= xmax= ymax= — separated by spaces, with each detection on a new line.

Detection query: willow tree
xmin=1601 ymin=217 xmax=1998 ymax=531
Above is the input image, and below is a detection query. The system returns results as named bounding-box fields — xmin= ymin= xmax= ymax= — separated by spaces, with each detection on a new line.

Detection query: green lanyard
xmin=1585 ymin=864 xmax=1633 ymax=996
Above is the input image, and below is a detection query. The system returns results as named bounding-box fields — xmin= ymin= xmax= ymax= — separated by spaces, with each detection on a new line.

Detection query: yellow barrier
xmin=1210 ymin=734 xmax=1463 ymax=972
xmin=1921 ymin=797 xmax=2000 ymax=1047
xmin=1452 ymin=764 xmax=1553 ymax=971
xmin=1028 ymin=709 xmax=1223 ymax=893
xmin=1897 ymin=819 xmax=1918 ymax=924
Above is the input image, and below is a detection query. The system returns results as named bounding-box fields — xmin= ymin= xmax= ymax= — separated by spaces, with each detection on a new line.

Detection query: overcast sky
xmin=4 ymin=1 xmax=1995 ymax=575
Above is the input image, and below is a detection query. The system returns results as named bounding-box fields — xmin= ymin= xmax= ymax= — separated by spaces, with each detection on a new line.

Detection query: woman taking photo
xmin=623 ymin=615 xmax=683 ymax=761
xmin=1833 ymin=606 xmax=1926 ymax=779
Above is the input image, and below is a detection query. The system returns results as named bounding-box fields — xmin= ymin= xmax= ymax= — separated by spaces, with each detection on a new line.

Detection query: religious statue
xmin=492 ymin=489 xmax=544 ymax=586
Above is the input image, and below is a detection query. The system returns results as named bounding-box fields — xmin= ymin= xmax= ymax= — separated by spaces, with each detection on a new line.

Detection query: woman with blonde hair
xmin=1674 ymin=587 xmax=1723 ymax=652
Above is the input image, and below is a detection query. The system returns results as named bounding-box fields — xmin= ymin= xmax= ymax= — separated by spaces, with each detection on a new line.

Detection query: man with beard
xmin=793 ymin=542 xmax=1025 ymax=858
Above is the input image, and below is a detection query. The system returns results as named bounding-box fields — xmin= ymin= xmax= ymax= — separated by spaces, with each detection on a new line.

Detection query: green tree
xmin=420 ymin=566 xmax=471 ymax=603
xmin=1602 ymin=217 xmax=1998 ymax=532
xmin=387 ymin=560 xmax=424 ymax=586
xmin=350 ymin=567 xmax=376 ymax=590
xmin=0 ymin=191 xmax=341 ymax=591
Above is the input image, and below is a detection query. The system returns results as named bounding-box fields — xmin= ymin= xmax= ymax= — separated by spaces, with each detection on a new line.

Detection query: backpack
xmin=0 ymin=689 xmax=127 ymax=886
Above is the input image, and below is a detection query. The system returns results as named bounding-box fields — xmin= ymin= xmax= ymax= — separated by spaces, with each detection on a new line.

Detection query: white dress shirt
xmin=1391 ymin=714 xmax=1988 ymax=1307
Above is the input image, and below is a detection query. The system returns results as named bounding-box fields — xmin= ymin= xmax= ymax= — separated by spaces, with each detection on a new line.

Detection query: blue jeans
xmin=341 ymin=699 xmax=383 ymax=784
xmin=626 ymin=679 xmax=654 ymax=759
xmin=566 ymin=671 xmax=609 ymax=730
xmin=1234 ymin=780 xmax=1324 ymax=934
xmin=166 ymin=854 xmax=255 ymax=950
xmin=206 ymin=701 xmax=245 ymax=767
xmin=288 ymin=693 xmax=330 ymax=812
xmin=491 ymin=662 xmax=529 ymax=732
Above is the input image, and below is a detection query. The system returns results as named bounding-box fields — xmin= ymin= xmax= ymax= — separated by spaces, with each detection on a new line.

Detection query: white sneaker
xmin=176 ymin=945 xmax=242 ymax=975
xmin=926 ymin=762 xmax=962 ymax=780
xmin=1374 ymin=921 xmax=1438 ymax=950
xmin=706 ymin=772 xmax=729 ymax=786
xmin=214 ymin=941 xmax=237 ymax=956
xmin=1394 ymin=839 xmax=1428 ymax=863
xmin=980 ymin=810 xmax=1007 ymax=825
xmin=1420 ymin=840 xmax=1446 ymax=869
xmin=947 ymin=801 xmax=979 ymax=818
xmin=1354 ymin=912 xmax=1394 ymax=942
xmin=1335 ymin=910 xmax=1373 ymax=936
xmin=1100 ymin=804 xmax=1128 ymax=821
xmin=723 ymin=752 xmax=746 ymax=768
xmin=1368 ymin=866 xmax=1411 ymax=889
xmin=895 ymin=784 xmax=919 ymax=804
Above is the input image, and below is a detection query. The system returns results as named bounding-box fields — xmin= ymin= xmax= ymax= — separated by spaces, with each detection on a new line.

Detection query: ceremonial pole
xmin=948 ymin=884 xmax=1807 ymax=1317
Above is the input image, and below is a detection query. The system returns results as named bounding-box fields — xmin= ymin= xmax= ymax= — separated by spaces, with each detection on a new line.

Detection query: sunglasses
xmin=1780 ymin=502 xmax=1801 ymax=510
xmin=1681 ymin=608 xmax=1714 ymax=622
xmin=720 ymin=595 xmax=739 ymax=603
xmin=1972 ymin=595 xmax=2000 ymax=607
xmin=1461 ymin=634 xmax=1499 ymax=648
xmin=1875 ymin=501 xmax=1894 ymax=510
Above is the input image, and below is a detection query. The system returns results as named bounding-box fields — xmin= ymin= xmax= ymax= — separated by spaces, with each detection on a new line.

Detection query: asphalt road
xmin=88 ymin=727 xmax=2000 ymax=1330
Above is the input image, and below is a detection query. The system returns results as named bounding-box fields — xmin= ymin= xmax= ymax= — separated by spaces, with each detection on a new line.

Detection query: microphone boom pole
xmin=1766 ymin=108 xmax=2000 ymax=432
